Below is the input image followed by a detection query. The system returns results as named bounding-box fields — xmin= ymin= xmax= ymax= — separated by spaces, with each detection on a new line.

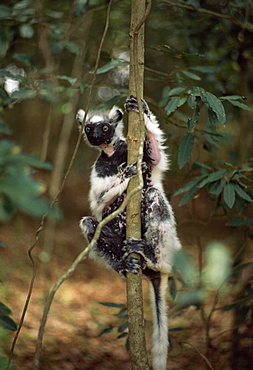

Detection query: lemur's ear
xmin=108 ymin=106 xmax=123 ymax=125
xmin=76 ymin=109 xmax=85 ymax=125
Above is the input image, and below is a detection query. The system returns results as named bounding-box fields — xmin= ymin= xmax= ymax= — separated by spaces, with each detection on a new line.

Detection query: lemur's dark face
xmin=84 ymin=121 xmax=115 ymax=146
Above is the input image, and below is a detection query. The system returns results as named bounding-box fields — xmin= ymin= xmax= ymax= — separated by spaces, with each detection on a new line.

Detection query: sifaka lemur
xmin=76 ymin=96 xmax=182 ymax=370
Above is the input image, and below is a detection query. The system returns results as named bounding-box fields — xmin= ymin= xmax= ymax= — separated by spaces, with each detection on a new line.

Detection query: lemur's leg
xmin=123 ymin=187 xmax=181 ymax=273
xmin=80 ymin=216 xmax=144 ymax=275
xmin=125 ymin=96 xmax=165 ymax=169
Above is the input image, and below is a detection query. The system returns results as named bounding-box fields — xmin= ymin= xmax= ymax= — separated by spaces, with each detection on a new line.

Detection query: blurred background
xmin=0 ymin=0 xmax=252 ymax=369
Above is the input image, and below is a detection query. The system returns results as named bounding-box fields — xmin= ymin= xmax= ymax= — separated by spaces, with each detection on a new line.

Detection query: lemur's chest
xmin=95 ymin=140 xmax=127 ymax=177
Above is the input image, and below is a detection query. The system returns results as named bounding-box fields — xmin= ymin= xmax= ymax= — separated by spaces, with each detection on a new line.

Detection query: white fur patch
xmin=90 ymin=115 xmax=104 ymax=124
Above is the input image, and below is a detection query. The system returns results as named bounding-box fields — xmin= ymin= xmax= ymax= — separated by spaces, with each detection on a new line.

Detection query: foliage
xmin=0 ymin=137 xmax=59 ymax=221
xmin=170 ymin=243 xmax=253 ymax=350
xmin=0 ymin=302 xmax=17 ymax=332
xmin=99 ymin=302 xmax=129 ymax=349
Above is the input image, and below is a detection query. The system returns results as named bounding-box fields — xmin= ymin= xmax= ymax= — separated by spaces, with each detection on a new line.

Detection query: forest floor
xmin=0 ymin=191 xmax=253 ymax=370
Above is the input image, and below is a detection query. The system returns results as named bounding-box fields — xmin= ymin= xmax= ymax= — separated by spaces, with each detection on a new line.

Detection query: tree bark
xmin=126 ymin=1 xmax=151 ymax=369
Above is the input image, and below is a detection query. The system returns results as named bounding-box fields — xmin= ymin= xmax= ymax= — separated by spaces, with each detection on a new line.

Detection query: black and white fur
xmin=77 ymin=96 xmax=181 ymax=370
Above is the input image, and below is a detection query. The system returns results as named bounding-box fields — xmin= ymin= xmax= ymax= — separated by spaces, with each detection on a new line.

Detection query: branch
xmin=180 ymin=341 xmax=215 ymax=370
xmin=33 ymin=177 xmax=143 ymax=369
xmin=162 ymin=0 xmax=253 ymax=32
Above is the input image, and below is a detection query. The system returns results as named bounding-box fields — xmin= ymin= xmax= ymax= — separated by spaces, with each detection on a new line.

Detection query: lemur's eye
xmin=85 ymin=126 xmax=91 ymax=133
xmin=103 ymin=125 xmax=109 ymax=132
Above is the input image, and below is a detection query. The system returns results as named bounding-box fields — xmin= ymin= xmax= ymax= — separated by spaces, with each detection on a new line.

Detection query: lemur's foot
xmin=118 ymin=255 xmax=144 ymax=276
xmin=122 ymin=237 xmax=147 ymax=265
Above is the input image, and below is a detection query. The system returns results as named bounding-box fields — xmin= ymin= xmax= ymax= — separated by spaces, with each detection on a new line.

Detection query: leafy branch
xmin=163 ymin=0 xmax=253 ymax=32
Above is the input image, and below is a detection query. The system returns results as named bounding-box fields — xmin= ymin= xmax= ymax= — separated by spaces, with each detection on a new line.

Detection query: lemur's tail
xmin=149 ymin=273 xmax=169 ymax=370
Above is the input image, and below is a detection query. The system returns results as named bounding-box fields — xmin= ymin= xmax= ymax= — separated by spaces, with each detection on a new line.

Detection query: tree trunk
xmin=126 ymin=1 xmax=150 ymax=369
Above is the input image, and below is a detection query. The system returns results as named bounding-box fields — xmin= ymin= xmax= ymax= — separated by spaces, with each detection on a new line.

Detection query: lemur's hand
xmin=117 ymin=161 xmax=147 ymax=177
xmin=125 ymin=95 xmax=150 ymax=116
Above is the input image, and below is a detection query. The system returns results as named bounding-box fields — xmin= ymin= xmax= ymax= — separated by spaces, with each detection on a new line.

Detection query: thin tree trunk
xmin=126 ymin=1 xmax=151 ymax=369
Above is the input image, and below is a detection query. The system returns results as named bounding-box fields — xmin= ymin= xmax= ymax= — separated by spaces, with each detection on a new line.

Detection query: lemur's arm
xmin=89 ymin=161 xmax=140 ymax=220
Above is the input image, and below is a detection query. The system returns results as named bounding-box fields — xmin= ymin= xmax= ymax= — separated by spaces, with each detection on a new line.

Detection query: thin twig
xmin=6 ymin=215 xmax=47 ymax=370
xmin=133 ymin=0 xmax=152 ymax=34
xmin=180 ymin=341 xmax=215 ymax=370
xmin=33 ymin=173 xmax=144 ymax=369
xmin=211 ymin=317 xmax=251 ymax=341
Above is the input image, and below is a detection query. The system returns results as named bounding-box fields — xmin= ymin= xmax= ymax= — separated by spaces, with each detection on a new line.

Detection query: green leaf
xmin=0 ymin=315 xmax=17 ymax=331
xmin=19 ymin=24 xmax=34 ymax=38
xmin=95 ymin=59 xmax=129 ymax=75
xmin=175 ymin=290 xmax=206 ymax=309
xmin=178 ymin=132 xmax=195 ymax=169
xmin=174 ymin=175 xmax=206 ymax=196
xmin=202 ymin=134 xmax=221 ymax=151
xmin=168 ymin=87 xmax=186 ymax=96
xmin=181 ymin=70 xmax=201 ymax=81
xmin=165 ymin=96 xmax=181 ymax=115
xmin=0 ymin=24 xmax=9 ymax=57
xmin=223 ymin=182 xmax=235 ymax=208
xmin=0 ymin=198 xmax=13 ymax=221
xmin=57 ymin=75 xmax=78 ymax=86
xmin=114 ymin=307 xmax=127 ymax=316
xmin=174 ymin=250 xmax=197 ymax=284
xmin=0 ymin=170 xmax=60 ymax=219
xmin=79 ymin=81 xmax=88 ymax=93
xmin=0 ymin=302 xmax=12 ymax=316
xmin=99 ymin=325 xmax=113 ymax=336
xmin=192 ymin=86 xmax=205 ymax=96
xmin=118 ymin=321 xmax=128 ymax=333
xmin=220 ymin=95 xmax=246 ymax=101
xmin=187 ymin=95 xmax=196 ymax=109
xmin=203 ymin=92 xmax=226 ymax=125
xmin=190 ymin=65 xmax=220 ymax=73
xmin=206 ymin=169 xmax=229 ymax=183
xmin=14 ymin=153 xmax=52 ymax=170
xmin=178 ymin=184 xmax=199 ymax=206
xmin=0 ymin=140 xmax=20 ymax=161
xmin=169 ymin=277 xmax=177 ymax=300
xmin=117 ymin=332 xmax=128 ymax=339
xmin=226 ymin=99 xmax=253 ymax=112
xmin=65 ymin=42 xmax=82 ymax=55
xmin=208 ymin=178 xmax=226 ymax=196
xmin=98 ymin=302 xmax=125 ymax=308
xmin=204 ymin=243 xmax=231 ymax=288
xmin=12 ymin=53 xmax=34 ymax=69
xmin=187 ymin=96 xmax=201 ymax=130
xmin=0 ymin=5 xmax=12 ymax=19
xmin=169 ymin=327 xmax=186 ymax=332
xmin=11 ymin=89 xmax=36 ymax=99
xmin=49 ymin=41 xmax=64 ymax=54
xmin=234 ymin=184 xmax=253 ymax=202
xmin=0 ymin=121 xmax=12 ymax=135
xmin=13 ymin=0 xmax=33 ymax=11
xmin=226 ymin=218 xmax=253 ymax=227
